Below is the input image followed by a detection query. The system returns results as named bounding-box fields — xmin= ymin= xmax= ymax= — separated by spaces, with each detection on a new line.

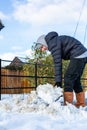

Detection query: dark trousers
xmin=64 ymin=58 xmax=87 ymax=93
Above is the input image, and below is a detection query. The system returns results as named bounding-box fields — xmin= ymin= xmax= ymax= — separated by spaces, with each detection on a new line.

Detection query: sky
xmin=0 ymin=0 xmax=87 ymax=61
xmin=0 ymin=83 xmax=87 ymax=130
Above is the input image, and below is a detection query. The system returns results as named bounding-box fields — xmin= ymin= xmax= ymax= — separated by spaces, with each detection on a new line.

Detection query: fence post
xmin=0 ymin=59 xmax=1 ymax=100
xmin=35 ymin=63 xmax=37 ymax=89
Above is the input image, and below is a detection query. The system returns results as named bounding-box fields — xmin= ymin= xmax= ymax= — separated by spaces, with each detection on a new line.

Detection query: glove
xmin=54 ymin=82 xmax=62 ymax=88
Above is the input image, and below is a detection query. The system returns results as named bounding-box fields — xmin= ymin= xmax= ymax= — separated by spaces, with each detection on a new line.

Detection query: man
xmin=35 ymin=31 xmax=87 ymax=107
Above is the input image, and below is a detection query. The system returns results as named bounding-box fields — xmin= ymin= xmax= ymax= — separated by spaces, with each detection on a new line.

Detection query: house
xmin=1 ymin=57 xmax=31 ymax=94
xmin=9 ymin=56 xmax=23 ymax=67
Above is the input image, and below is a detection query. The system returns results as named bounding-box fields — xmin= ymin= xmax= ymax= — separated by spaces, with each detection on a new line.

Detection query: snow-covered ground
xmin=0 ymin=83 xmax=87 ymax=130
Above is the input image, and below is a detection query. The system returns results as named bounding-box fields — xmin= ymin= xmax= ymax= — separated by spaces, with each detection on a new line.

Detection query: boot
xmin=64 ymin=92 xmax=73 ymax=105
xmin=75 ymin=92 xmax=86 ymax=107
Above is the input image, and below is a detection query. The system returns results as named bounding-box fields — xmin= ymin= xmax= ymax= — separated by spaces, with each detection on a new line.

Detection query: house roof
xmin=9 ymin=57 xmax=23 ymax=66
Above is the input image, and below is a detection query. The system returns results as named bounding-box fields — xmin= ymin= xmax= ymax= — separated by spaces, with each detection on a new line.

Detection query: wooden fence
xmin=1 ymin=69 xmax=32 ymax=94
xmin=0 ymin=59 xmax=87 ymax=95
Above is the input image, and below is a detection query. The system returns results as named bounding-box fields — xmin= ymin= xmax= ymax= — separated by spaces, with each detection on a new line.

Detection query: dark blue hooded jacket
xmin=45 ymin=31 xmax=87 ymax=83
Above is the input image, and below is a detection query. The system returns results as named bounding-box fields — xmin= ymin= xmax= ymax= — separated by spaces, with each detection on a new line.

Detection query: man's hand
xmin=54 ymin=82 xmax=62 ymax=88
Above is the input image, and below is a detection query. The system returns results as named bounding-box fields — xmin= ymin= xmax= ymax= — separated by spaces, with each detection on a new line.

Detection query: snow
xmin=0 ymin=83 xmax=87 ymax=130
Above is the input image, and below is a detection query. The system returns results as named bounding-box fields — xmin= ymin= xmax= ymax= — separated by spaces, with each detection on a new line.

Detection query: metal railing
xmin=0 ymin=59 xmax=54 ymax=100
xmin=0 ymin=58 xmax=87 ymax=100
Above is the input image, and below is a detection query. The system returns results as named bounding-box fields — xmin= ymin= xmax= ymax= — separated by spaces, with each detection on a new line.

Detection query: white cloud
xmin=16 ymin=49 xmax=34 ymax=59
xmin=0 ymin=49 xmax=33 ymax=61
xmin=0 ymin=12 xmax=9 ymax=19
xmin=0 ymin=35 xmax=4 ymax=40
xmin=13 ymin=0 xmax=87 ymax=26
xmin=11 ymin=0 xmax=87 ymax=45
xmin=0 ymin=52 xmax=15 ymax=61
xmin=24 ymin=49 xmax=34 ymax=57
xmin=11 ymin=46 xmax=22 ymax=50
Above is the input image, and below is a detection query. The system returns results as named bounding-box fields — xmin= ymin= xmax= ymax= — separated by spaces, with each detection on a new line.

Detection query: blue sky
xmin=0 ymin=0 xmax=87 ymax=60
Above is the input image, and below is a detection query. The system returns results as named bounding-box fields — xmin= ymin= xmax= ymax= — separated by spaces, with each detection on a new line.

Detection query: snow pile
xmin=0 ymin=83 xmax=87 ymax=121
xmin=0 ymin=84 xmax=87 ymax=120
xmin=0 ymin=83 xmax=87 ymax=130
xmin=36 ymin=83 xmax=63 ymax=104
xmin=0 ymin=83 xmax=63 ymax=114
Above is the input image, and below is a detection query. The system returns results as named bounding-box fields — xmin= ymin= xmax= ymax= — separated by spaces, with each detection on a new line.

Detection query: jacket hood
xmin=45 ymin=31 xmax=58 ymax=43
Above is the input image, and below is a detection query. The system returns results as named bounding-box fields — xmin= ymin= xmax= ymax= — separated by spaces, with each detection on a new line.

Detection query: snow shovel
xmin=37 ymin=94 xmax=63 ymax=106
